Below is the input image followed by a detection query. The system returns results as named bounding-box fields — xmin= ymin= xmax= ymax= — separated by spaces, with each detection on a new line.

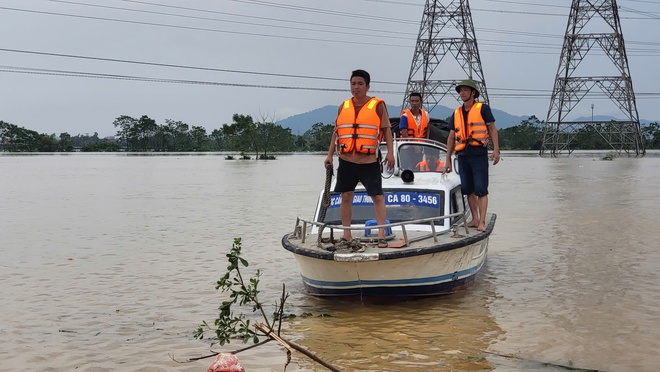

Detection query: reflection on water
xmin=0 ymin=152 xmax=659 ymax=371
xmin=288 ymin=276 xmax=501 ymax=371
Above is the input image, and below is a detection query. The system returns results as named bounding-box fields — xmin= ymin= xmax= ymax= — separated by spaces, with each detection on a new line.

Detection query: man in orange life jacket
xmin=324 ymin=69 xmax=395 ymax=248
xmin=415 ymin=148 xmax=445 ymax=172
xmin=444 ymin=79 xmax=500 ymax=232
xmin=400 ymin=92 xmax=429 ymax=139
xmin=399 ymin=92 xmax=429 ymax=169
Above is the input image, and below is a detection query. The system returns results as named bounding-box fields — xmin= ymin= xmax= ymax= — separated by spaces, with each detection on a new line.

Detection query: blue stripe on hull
xmin=303 ymin=274 xmax=477 ymax=297
xmin=301 ymin=260 xmax=485 ymax=297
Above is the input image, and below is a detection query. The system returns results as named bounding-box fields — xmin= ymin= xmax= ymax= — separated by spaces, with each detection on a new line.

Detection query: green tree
xmin=255 ymin=122 xmax=295 ymax=157
xmin=303 ymin=122 xmax=334 ymax=151
xmin=570 ymin=124 xmax=607 ymax=150
xmin=37 ymin=133 xmax=58 ymax=152
xmin=190 ymin=125 xmax=208 ymax=151
xmin=209 ymin=128 xmax=225 ymax=151
xmin=113 ymin=115 xmax=138 ymax=150
xmin=0 ymin=121 xmax=20 ymax=151
xmin=70 ymin=132 xmax=102 ymax=150
xmin=59 ymin=132 xmax=73 ymax=152
xmin=226 ymin=114 xmax=257 ymax=155
xmin=642 ymin=122 xmax=660 ymax=149
xmin=293 ymin=135 xmax=308 ymax=151
xmin=219 ymin=123 xmax=240 ymax=151
xmin=81 ymin=140 xmax=120 ymax=152
xmin=163 ymin=119 xmax=191 ymax=151
xmin=499 ymin=115 xmax=544 ymax=150
xmin=7 ymin=126 xmax=41 ymax=151
xmin=136 ymin=115 xmax=158 ymax=151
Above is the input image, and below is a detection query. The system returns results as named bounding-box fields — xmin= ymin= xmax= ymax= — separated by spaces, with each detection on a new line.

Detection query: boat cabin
xmin=314 ymin=139 xmax=466 ymax=235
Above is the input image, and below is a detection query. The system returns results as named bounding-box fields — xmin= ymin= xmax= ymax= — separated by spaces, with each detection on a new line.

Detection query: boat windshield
xmin=396 ymin=143 xmax=447 ymax=172
xmin=319 ymin=189 xmax=445 ymax=226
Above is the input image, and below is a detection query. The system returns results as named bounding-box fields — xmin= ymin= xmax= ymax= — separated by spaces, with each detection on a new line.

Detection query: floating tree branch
xmin=191 ymin=237 xmax=340 ymax=371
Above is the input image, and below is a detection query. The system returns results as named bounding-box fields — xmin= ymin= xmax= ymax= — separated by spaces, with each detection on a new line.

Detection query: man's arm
xmin=481 ymin=104 xmax=500 ymax=163
xmin=380 ymin=103 xmax=395 ymax=170
xmin=487 ymin=122 xmax=500 ymax=165
xmin=325 ymin=106 xmax=341 ymax=165
xmin=324 ymin=131 xmax=337 ymax=165
xmin=444 ymin=127 xmax=455 ymax=173
xmin=444 ymin=113 xmax=456 ymax=171
xmin=399 ymin=114 xmax=409 ymax=138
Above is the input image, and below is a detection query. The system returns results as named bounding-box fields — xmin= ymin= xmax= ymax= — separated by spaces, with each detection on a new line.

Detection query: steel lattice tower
xmin=540 ymin=0 xmax=645 ymax=156
xmin=402 ymin=0 xmax=488 ymax=113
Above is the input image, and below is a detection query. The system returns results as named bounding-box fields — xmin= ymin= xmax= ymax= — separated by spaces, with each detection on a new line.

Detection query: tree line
xmin=496 ymin=115 xmax=660 ymax=151
xmin=0 ymin=114 xmax=333 ymax=156
xmin=1 ymin=114 xmax=659 ymax=154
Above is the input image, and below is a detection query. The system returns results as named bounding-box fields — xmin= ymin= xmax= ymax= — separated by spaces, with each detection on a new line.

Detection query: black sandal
xmin=377 ymin=238 xmax=388 ymax=248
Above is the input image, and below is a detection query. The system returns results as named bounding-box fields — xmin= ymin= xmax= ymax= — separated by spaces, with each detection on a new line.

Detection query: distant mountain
xmin=490 ymin=109 xmax=530 ymax=129
xmin=278 ymin=105 xmax=338 ymax=135
xmin=277 ymin=103 xmax=531 ymax=134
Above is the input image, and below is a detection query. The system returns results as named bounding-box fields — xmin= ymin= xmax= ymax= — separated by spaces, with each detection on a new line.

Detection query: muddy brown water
xmin=1 ymin=152 xmax=658 ymax=371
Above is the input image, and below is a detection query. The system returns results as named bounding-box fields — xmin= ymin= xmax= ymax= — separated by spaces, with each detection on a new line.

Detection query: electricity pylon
xmin=402 ymin=0 xmax=488 ymax=114
xmin=540 ymin=0 xmax=645 ymax=156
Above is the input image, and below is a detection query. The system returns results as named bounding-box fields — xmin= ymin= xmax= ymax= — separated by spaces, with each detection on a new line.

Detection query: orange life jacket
xmin=415 ymin=159 xmax=445 ymax=172
xmin=453 ymin=102 xmax=489 ymax=152
xmin=400 ymin=109 xmax=429 ymax=138
xmin=335 ymin=97 xmax=383 ymax=155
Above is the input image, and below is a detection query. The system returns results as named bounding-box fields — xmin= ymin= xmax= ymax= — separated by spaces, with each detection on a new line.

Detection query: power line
xmin=1 ymin=64 xmax=657 ymax=99
xmin=114 ymin=0 xmax=418 ymax=31
xmin=5 ymin=0 xmax=657 ymax=53
xmin=22 ymin=1 xmax=660 ymax=53
xmin=0 ymin=47 xmax=403 ymax=85
xmin=4 ymin=5 xmax=658 ymax=55
xmin=0 ymin=6 xmax=411 ymax=48
xmin=0 ymin=2 xmax=657 ymax=100
xmin=44 ymin=0 xmax=421 ymax=39
xmin=234 ymin=0 xmax=657 ymax=20
xmin=0 ymin=65 xmax=402 ymax=93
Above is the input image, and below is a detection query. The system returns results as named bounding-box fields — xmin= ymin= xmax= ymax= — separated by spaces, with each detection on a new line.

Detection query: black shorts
xmin=334 ymin=158 xmax=383 ymax=196
xmin=457 ymin=153 xmax=489 ymax=196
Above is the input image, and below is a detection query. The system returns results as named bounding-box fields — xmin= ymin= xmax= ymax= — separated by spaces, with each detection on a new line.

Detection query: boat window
xmin=450 ymin=187 xmax=465 ymax=225
xmin=397 ymin=143 xmax=447 ymax=172
xmin=320 ymin=190 xmax=445 ymax=226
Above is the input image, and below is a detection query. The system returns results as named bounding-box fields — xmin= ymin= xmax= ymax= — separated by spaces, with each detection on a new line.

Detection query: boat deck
xmin=283 ymin=213 xmax=496 ymax=260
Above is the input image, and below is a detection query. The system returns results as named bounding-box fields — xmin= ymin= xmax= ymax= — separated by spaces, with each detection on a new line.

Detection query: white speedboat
xmin=281 ymin=138 xmax=496 ymax=297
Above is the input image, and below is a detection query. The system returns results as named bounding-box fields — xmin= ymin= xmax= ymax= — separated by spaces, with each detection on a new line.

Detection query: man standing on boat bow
xmin=324 ymin=69 xmax=395 ymax=248
xmin=444 ymin=79 xmax=500 ymax=232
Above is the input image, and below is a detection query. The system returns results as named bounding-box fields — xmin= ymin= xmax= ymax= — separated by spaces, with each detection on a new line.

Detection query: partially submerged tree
xmin=191 ymin=238 xmax=340 ymax=371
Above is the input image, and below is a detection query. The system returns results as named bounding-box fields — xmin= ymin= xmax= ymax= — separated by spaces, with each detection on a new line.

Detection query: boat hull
xmin=294 ymin=240 xmax=487 ymax=297
xmin=281 ymin=215 xmax=494 ymax=297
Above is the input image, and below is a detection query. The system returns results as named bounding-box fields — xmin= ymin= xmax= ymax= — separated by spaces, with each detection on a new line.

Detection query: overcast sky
xmin=1 ymin=0 xmax=658 ymax=137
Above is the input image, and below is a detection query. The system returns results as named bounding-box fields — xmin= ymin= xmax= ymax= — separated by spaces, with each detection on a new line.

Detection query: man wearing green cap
xmin=444 ymin=79 xmax=500 ymax=232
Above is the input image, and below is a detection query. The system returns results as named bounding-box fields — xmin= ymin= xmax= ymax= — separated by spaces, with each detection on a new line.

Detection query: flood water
xmin=1 ymin=152 xmax=658 ymax=372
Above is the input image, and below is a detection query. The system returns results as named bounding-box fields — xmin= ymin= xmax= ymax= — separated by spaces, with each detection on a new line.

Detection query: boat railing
xmin=292 ymin=212 xmax=470 ymax=248
xmin=391 ymin=137 xmax=448 ymax=150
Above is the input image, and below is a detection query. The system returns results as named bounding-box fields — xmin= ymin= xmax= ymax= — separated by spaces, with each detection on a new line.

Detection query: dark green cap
xmin=456 ymin=79 xmax=480 ymax=98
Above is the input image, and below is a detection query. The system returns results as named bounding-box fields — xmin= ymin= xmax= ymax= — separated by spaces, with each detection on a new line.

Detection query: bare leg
xmin=477 ymin=195 xmax=488 ymax=231
xmin=466 ymin=193 xmax=479 ymax=227
xmin=371 ymin=194 xmax=387 ymax=239
xmin=340 ymin=191 xmax=354 ymax=240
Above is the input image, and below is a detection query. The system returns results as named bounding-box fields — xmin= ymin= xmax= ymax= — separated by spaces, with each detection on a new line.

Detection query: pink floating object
xmin=207 ymin=353 xmax=245 ymax=372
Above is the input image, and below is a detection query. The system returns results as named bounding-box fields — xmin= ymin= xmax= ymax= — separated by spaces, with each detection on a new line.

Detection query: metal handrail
xmin=389 ymin=137 xmax=448 ymax=151
xmin=293 ymin=211 xmax=470 ymax=247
